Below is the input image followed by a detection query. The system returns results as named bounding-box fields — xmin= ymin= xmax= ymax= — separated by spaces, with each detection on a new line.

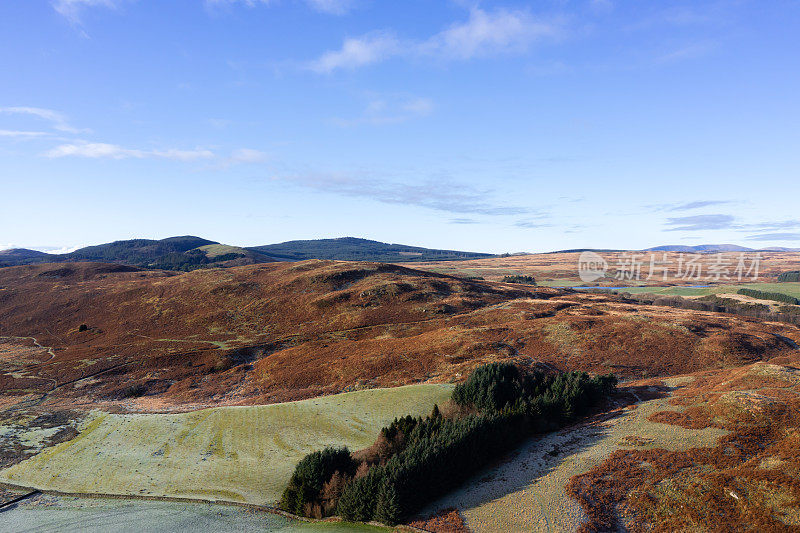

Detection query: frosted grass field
xmin=0 ymin=384 xmax=452 ymax=506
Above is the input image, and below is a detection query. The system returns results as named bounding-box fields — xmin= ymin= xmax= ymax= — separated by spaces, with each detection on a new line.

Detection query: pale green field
xmin=615 ymin=281 xmax=800 ymax=298
xmin=0 ymin=384 xmax=452 ymax=506
xmin=0 ymin=494 xmax=388 ymax=532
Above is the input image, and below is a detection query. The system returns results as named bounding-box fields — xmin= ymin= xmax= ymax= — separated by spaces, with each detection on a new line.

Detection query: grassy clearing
xmin=0 ymin=384 xmax=452 ymax=506
xmin=195 ymin=244 xmax=248 ymax=258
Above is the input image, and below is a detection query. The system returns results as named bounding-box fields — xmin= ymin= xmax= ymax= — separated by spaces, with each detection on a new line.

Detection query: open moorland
xmin=411 ymin=251 xmax=800 ymax=287
xmin=1 ymin=258 xmax=799 ymax=530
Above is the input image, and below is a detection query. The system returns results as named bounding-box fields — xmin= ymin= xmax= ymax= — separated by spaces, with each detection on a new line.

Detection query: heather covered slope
xmin=1 ymin=260 xmax=798 ymax=412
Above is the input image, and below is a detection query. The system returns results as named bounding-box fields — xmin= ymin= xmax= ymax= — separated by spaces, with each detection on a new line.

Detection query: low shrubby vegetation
xmin=279 ymin=363 xmax=616 ymax=525
xmin=500 ymin=275 xmax=536 ymax=285
xmin=736 ymin=287 xmax=799 ymax=305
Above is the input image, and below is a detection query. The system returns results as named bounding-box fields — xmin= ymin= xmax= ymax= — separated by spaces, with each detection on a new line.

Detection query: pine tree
xmin=375 ymin=481 xmax=401 ymax=526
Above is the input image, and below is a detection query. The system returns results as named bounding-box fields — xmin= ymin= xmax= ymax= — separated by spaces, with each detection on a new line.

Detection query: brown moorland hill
xmin=1 ymin=260 xmax=799 ymax=413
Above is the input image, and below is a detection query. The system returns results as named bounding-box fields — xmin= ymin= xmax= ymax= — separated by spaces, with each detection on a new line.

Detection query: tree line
xmin=279 ymin=363 xmax=616 ymax=525
xmin=500 ymin=275 xmax=537 ymax=285
xmin=777 ymin=271 xmax=800 ymax=282
xmin=737 ymin=288 xmax=799 ymax=305
xmin=606 ymin=291 xmax=800 ymax=326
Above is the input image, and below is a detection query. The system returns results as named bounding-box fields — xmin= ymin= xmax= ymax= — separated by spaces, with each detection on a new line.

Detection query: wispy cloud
xmin=656 ymin=41 xmax=717 ymax=64
xmin=44 ymin=142 xmax=214 ymax=161
xmin=739 ymin=220 xmax=800 ymax=231
xmin=0 ymin=130 xmax=49 ymax=138
xmin=647 ymin=199 xmax=733 ymax=212
xmin=664 ymin=214 xmax=735 ymax=231
xmin=211 ymin=148 xmax=269 ymax=169
xmin=333 ymin=96 xmax=434 ymax=126
xmin=309 ymin=32 xmax=400 ymax=73
xmin=206 ymin=0 xmax=354 ymax=15
xmin=514 ymin=220 xmax=554 ymax=229
xmin=52 ymin=0 xmax=119 ymax=24
xmin=276 ymin=173 xmax=529 ymax=216
xmin=305 ymin=0 xmax=353 ymax=15
xmin=660 ymin=200 xmax=733 ymax=211
xmin=308 ymin=7 xmax=562 ymax=73
xmin=449 ymin=218 xmax=479 ymax=225
xmin=0 ymin=107 xmax=88 ymax=134
xmin=745 ymin=232 xmax=800 ymax=241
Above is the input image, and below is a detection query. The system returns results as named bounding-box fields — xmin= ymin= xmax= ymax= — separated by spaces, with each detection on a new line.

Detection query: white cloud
xmin=0 ymin=106 xmax=88 ymax=134
xmin=308 ymin=7 xmax=562 ymax=72
xmin=401 ymin=97 xmax=434 ymax=116
xmin=205 ymin=0 xmax=271 ymax=7
xmin=309 ymin=32 xmax=400 ymax=73
xmin=421 ymin=8 xmax=560 ymax=60
xmin=44 ymin=142 xmax=214 ymax=161
xmin=305 ymin=0 xmax=353 ymax=15
xmin=52 ymin=0 xmax=119 ymax=23
xmin=205 ymin=0 xmax=352 ymax=14
xmin=656 ymin=41 xmax=717 ymax=63
xmin=0 ymin=130 xmax=49 ymax=137
xmin=229 ymin=148 xmax=267 ymax=163
xmin=333 ymin=96 xmax=434 ymax=126
xmin=32 ymin=244 xmax=86 ymax=254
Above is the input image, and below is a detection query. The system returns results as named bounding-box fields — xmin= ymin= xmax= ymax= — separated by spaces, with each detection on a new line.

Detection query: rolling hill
xmin=246 ymin=236 xmax=494 ymax=262
xmin=0 ymin=236 xmax=494 ymax=270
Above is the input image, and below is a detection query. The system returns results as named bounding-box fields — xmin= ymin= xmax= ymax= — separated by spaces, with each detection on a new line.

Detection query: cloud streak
xmin=206 ymin=0 xmax=353 ymax=15
xmin=308 ymin=7 xmax=562 ymax=73
xmin=52 ymin=0 xmax=119 ymax=24
xmin=0 ymin=106 xmax=88 ymax=134
xmin=277 ymin=173 xmax=529 ymax=216
xmin=745 ymin=232 xmax=800 ymax=241
xmin=44 ymin=142 xmax=215 ymax=161
xmin=332 ymin=96 xmax=434 ymax=126
xmin=664 ymin=214 xmax=735 ymax=231
xmin=0 ymin=130 xmax=49 ymax=138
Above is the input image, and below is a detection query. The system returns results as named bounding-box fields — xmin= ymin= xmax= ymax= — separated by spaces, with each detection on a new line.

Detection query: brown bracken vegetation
xmin=566 ymin=359 xmax=800 ymax=532
xmin=0 ymin=260 xmax=798 ymax=413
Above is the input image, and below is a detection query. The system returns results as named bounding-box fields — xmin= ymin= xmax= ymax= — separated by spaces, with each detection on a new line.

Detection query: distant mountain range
xmin=645 ymin=244 xmax=800 ymax=253
xmin=0 ymin=236 xmax=494 ymax=271
xmin=2 ymin=238 xmax=797 ymax=272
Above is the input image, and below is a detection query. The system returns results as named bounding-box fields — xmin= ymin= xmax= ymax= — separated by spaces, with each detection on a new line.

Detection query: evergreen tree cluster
xmin=500 ymin=275 xmax=537 ymax=285
xmin=737 ymin=288 xmax=799 ymax=305
xmin=278 ymin=363 xmax=617 ymax=525
xmin=777 ymin=271 xmax=800 ymax=282
xmin=279 ymin=446 xmax=355 ymax=517
xmin=452 ymin=362 xmax=617 ymax=421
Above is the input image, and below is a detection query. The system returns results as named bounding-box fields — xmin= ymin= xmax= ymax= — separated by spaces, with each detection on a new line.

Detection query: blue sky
xmin=1 ymin=0 xmax=798 ymax=253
